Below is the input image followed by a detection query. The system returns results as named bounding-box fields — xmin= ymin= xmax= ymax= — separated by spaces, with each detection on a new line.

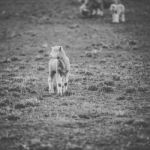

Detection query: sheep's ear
xmin=59 ymin=46 xmax=62 ymax=51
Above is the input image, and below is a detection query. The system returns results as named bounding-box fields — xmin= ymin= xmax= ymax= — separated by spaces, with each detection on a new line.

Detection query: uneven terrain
xmin=0 ymin=0 xmax=150 ymax=150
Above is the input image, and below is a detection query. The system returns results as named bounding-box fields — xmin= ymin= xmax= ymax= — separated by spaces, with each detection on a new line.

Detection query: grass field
xmin=0 ymin=0 xmax=150 ymax=150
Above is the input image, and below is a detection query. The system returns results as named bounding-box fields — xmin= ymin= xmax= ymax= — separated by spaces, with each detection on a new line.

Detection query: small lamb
xmin=110 ymin=0 xmax=125 ymax=23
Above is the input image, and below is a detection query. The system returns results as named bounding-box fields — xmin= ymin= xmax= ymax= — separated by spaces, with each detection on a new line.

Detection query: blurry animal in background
xmin=79 ymin=0 xmax=114 ymax=17
xmin=110 ymin=0 xmax=125 ymax=23
xmin=80 ymin=0 xmax=104 ymax=17
xmin=48 ymin=46 xmax=70 ymax=95
xmin=80 ymin=1 xmax=91 ymax=17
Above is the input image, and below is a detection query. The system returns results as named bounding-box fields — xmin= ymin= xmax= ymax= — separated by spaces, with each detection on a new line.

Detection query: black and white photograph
xmin=0 ymin=0 xmax=150 ymax=150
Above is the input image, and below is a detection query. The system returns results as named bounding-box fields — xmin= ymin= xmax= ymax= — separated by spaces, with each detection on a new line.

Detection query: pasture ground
xmin=0 ymin=0 xmax=150 ymax=149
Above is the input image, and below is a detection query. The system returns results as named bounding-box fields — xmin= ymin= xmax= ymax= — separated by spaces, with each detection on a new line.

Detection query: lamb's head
xmin=50 ymin=46 xmax=65 ymax=59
